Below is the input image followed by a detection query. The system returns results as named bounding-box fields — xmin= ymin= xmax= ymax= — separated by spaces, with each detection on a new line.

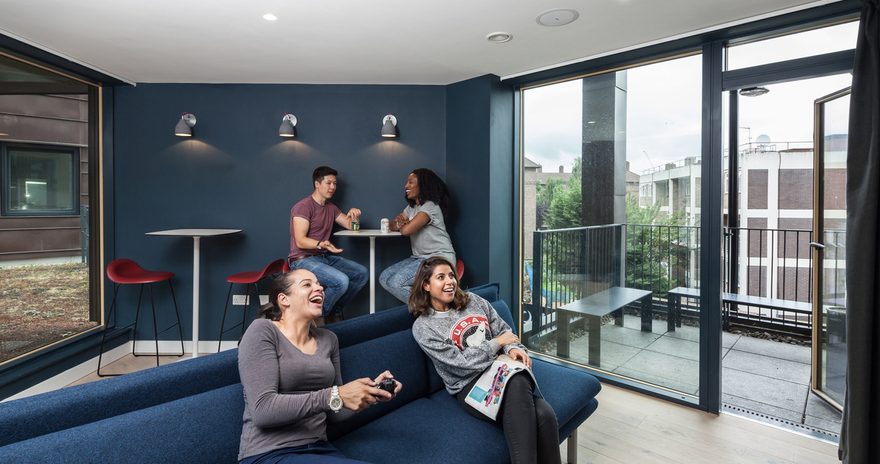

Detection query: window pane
xmin=0 ymin=48 xmax=94 ymax=370
xmin=726 ymin=21 xmax=858 ymax=70
xmin=7 ymin=148 xmax=74 ymax=213
xmin=521 ymin=54 xmax=702 ymax=396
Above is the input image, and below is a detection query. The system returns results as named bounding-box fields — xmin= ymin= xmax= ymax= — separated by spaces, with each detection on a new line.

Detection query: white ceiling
xmin=0 ymin=0 xmax=840 ymax=85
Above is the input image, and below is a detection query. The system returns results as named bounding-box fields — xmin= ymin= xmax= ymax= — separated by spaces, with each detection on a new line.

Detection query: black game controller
xmin=376 ymin=378 xmax=396 ymax=395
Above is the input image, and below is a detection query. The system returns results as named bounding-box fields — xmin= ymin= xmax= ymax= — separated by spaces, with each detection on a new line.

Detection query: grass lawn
xmin=0 ymin=262 xmax=96 ymax=364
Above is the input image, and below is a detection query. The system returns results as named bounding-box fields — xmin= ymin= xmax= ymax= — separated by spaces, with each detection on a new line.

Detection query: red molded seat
xmin=98 ymin=258 xmax=183 ymax=376
xmin=107 ymin=258 xmax=174 ymax=284
xmin=227 ymin=258 xmax=285 ymax=284
xmin=456 ymin=258 xmax=465 ymax=280
xmin=218 ymin=258 xmax=287 ymax=352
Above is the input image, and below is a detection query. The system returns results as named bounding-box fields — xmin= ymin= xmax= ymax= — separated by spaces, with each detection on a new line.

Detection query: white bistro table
xmin=146 ymin=228 xmax=241 ymax=357
xmin=334 ymin=229 xmax=402 ymax=314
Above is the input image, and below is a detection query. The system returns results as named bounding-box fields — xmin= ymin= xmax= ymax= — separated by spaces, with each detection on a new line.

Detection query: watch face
xmin=330 ymin=397 xmax=343 ymax=411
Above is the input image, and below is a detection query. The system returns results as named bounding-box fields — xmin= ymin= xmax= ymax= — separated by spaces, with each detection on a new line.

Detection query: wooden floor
xmin=69 ymin=354 xmax=840 ymax=463
xmin=573 ymin=384 xmax=840 ymax=464
xmin=67 ymin=353 xmax=189 ymax=386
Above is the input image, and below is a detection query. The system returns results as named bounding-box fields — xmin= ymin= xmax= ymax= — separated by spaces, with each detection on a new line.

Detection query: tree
xmin=624 ymin=195 xmax=688 ymax=295
xmin=545 ymin=157 xmax=583 ymax=229
xmin=535 ymin=178 xmax=562 ymax=229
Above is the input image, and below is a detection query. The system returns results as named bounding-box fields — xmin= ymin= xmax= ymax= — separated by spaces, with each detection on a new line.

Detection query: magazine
xmin=464 ymin=354 xmax=538 ymax=420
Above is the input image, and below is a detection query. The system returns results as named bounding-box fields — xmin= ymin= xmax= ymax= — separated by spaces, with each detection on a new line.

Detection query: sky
xmin=522 ymin=20 xmax=858 ymax=175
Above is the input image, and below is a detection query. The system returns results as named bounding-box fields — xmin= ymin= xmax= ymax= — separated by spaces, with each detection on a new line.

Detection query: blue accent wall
xmin=445 ymin=75 xmax=515 ymax=309
xmin=107 ymin=83 xmax=448 ymax=342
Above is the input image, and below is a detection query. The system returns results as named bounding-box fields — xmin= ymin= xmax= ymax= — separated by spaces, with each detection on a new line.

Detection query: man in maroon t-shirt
xmin=287 ymin=166 xmax=367 ymax=318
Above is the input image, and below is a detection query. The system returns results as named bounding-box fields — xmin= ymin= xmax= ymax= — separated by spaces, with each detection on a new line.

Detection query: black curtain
xmin=840 ymin=0 xmax=880 ymax=462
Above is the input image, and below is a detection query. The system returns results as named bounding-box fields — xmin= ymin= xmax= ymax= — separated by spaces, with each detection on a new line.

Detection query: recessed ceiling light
xmin=262 ymin=13 xmax=278 ymax=21
xmin=486 ymin=32 xmax=513 ymax=43
xmin=536 ymin=9 xmax=580 ymax=27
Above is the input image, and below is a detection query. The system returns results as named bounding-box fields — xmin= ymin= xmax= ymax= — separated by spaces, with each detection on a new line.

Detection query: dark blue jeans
xmin=239 ymin=441 xmax=367 ymax=464
xmin=288 ymin=254 xmax=367 ymax=316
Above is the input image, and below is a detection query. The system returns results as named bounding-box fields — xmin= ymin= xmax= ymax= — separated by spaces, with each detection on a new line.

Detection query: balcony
xmin=523 ymin=223 xmax=842 ymax=438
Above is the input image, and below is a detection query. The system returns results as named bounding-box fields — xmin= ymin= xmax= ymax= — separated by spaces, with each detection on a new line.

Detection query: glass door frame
xmin=512 ymin=11 xmax=857 ymax=415
xmin=810 ymin=86 xmax=850 ymax=411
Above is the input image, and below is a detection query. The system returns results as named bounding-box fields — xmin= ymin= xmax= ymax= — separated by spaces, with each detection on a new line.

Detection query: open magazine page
xmin=464 ymin=354 xmax=538 ymax=420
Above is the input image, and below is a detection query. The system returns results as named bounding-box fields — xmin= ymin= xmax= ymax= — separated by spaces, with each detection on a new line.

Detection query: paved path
xmin=561 ymin=315 xmax=841 ymax=438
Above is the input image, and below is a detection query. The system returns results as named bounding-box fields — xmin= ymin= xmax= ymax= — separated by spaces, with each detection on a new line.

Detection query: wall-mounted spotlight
xmin=739 ymin=86 xmax=769 ymax=97
xmin=174 ymin=113 xmax=197 ymax=137
xmin=279 ymin=113 xmax=297 ymax=138
xmin=381 ymin=114 xmax=398 ymax=138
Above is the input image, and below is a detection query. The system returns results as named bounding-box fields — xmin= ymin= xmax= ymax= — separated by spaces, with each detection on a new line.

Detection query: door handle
xmin=810 ymin=241 xmax=826 ymax=249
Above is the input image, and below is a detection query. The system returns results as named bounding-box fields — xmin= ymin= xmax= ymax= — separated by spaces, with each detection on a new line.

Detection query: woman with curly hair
xmin=379 ymin=168 xmax=457 ymax=303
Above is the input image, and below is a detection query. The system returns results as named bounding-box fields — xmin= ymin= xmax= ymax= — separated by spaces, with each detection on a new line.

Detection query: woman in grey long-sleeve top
xmin=238 ymin=269 xmax=401 ymax=464
xmin=409 ymin=257 xmax=561 ymax=464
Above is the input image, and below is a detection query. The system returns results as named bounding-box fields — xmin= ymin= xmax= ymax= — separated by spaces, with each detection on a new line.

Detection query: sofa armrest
xmin=0 ymin=349 xmax=239 ymax=446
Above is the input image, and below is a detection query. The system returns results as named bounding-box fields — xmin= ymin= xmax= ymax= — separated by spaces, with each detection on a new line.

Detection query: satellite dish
xmin=756 ymin=134 xmax=771 ymax=144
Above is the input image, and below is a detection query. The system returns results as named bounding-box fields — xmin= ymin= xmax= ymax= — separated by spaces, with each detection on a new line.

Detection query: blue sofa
xmin=0 ymin=283 xmax=601 ymax=463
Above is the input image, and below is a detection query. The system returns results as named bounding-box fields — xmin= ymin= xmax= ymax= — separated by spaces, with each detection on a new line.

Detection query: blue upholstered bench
xmin=0 ymin=283 xmax=601 ymax=463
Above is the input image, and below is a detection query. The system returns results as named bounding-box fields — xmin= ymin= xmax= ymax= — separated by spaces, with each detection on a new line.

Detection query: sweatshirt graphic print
xmin=412 ymin=293 xmax=526 ymax=394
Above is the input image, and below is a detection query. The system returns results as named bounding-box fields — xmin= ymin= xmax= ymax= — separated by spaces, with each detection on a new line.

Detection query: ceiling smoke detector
xmin=536 ymin=9 xmax=580 ymax=27
xmin=486 ymin=32 xmax=513 ymax=43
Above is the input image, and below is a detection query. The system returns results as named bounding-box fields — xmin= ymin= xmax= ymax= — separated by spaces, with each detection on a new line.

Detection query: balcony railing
xmin=525 ymin=224 xmax=830 ymax=339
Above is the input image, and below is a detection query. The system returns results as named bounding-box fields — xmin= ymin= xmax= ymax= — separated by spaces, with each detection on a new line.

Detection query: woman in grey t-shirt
xmin=238 ymin=270 xmax=401 ymax=463
xmin=379 ymin=168 xmax=457 ymax=303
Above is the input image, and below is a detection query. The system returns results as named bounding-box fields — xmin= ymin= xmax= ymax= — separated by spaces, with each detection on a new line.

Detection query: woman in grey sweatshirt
xmin=237 ymin=269 xmax=401 ymax=463
xmin=409 ymin=257 xmax=561 ymax=464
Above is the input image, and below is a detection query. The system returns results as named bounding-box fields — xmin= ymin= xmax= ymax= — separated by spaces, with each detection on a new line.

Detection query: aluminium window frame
xmin=1 ymin=142 xmax=80 ymax=217
xmin=511 ymin=3 xmax=860 ymax=414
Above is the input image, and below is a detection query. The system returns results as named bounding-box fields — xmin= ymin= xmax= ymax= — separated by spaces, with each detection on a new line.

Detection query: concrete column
xmin=581 ymin=71 xmax=627 ymax=226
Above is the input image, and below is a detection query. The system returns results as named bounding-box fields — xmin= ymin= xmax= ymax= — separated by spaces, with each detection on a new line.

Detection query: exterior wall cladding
xmin=635 ymin=143 xmax=846 ymax=304
xmin=0 ymin=94 xmax=89 ymax=262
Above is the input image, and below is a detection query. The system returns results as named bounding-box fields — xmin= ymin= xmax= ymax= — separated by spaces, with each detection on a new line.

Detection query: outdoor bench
xmin=666 ymin=286 xmax=811 ymax=331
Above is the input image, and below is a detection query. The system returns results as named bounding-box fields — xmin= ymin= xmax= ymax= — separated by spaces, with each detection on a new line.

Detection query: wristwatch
xmin=328 ymin=386 xmax=343 ymax=413
xmin=316 ymin=241 xmax=323 ymax=250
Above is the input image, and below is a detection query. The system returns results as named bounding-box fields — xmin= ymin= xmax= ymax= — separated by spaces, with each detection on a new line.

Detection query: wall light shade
xmin=174 ymin=113 xmax=197 ymax=137
xmin=739 ymin=86 xmax=769 ymax=97
xmin=381 ymin=114 xmax=398 ymax=138
xmin=279 ymin=113 xmax=297 ymax=137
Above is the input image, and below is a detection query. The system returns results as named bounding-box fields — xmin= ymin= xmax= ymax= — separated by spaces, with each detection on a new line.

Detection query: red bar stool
xmin=217 ymin=258 xmax=286 ymax=352
xmin=98 ymin=258 xmax=185 ymax=376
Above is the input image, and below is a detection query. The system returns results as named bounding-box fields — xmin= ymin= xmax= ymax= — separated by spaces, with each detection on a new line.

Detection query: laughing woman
xmin=408 ymin=257 xmax=561 ymax=464
xmin=379 ymin=168 xmax=456 ymax=303
xmin=237 ymin=269 xmax=401 ymax=464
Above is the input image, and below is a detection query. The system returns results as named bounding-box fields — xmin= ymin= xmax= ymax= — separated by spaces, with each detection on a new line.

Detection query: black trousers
xmin=456 ymin=373 xmax=561 ymax=464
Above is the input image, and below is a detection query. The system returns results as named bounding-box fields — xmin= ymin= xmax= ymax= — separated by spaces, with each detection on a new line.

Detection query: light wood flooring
xmin=573 ymin=383 xmax=840 ymax=464
xmin=67 ymin=353 xmax=189 ymax=386
xmin=69 ymin=354 xmax=840 ymax=463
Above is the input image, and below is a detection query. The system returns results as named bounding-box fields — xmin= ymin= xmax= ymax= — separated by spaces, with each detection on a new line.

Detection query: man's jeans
xmin=288 ymin=254 xmax=368 ymax=316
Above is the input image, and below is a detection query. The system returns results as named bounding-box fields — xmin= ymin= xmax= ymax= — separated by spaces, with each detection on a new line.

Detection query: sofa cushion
xmin=329 ymin=329 xmax=430 ymax=439
xmin=0 ymin=348 xmax=239 ymax=447
xmin=489 ymin=300 xmax=516 ymax=334
xmin=0 ymin=383 xmax=244 ymax=464
xmin=334 ymin=393 xmax=509 ymax=464
xmin=531 ymin=359 xmax=601 ymax=428
xmin=467 ymin=282 xmax=499 ymax=302
xmin=559 ymin=399 xmax=599 ymax=441
xmin=328 ymin=305 xmax=413 ymax=348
